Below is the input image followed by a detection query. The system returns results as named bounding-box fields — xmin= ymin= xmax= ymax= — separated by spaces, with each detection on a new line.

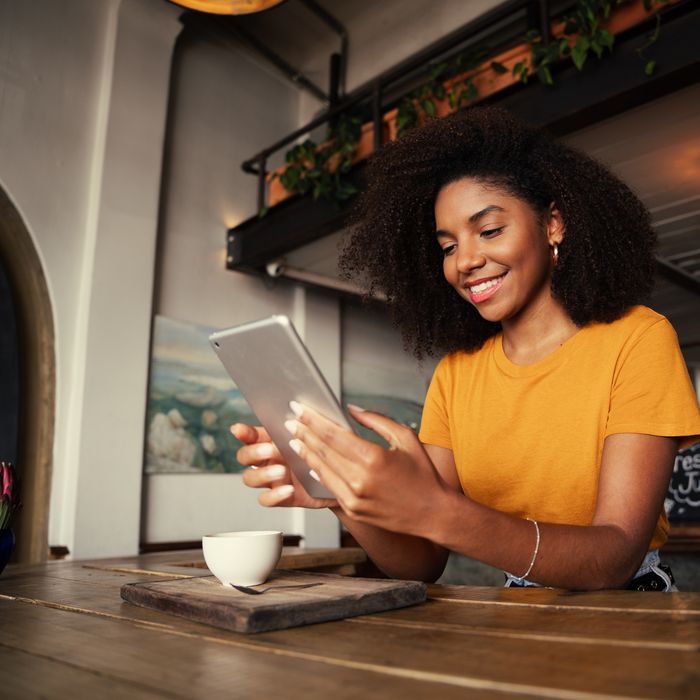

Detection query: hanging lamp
xmin=168 ymin=0 xmax=286 ymax=15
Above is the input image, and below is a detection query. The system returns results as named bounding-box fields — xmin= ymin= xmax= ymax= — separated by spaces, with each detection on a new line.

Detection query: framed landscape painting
xmin=144 ymin=315 xmax=256 ymax=474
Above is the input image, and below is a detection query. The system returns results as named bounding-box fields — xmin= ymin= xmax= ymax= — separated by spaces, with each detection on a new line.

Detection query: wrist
xmin=421 ymin=487 xmax=470 ymax=549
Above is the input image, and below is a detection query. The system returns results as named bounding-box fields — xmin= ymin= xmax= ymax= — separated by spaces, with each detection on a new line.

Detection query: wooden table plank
xmin=245 ymin=617 xmax=699 ymax=699
xmin=3 ymin=556 xmax=700 ymax=699
xmin=0 ymin=600 xmax=511 ymax=700
xmin=347 ymin=598 xmax=700 ymax=650
xmin=3 ymin=563 xmax=699 ymax=650
xmin=5 ymin=565 xmax=700 ymax=650
xmin=0 ymin=647 xmax=176 ymax=700
xmin=4 ymin=570 xmax=697 ymax=699
xmin=429 ymin=584 xmax=700 ymax=615
xmin=79 ymin=547 xmax=366 ymax=575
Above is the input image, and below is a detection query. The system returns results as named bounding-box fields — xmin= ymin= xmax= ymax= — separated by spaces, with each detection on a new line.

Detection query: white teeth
xmin=469 ymin=275 xmax=504 ymax=294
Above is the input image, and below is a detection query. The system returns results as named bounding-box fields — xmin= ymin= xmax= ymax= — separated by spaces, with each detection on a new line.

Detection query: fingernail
xmin=266 ymin=464 xmax=287 ymax=479
xmin=256 ymin=443 xmax=275 ymax=459
xmin=289 ymin=400 xmax=304 ymax=417
xmin=284 ymin=419 xmax=299 ymax=436
xmin=347 ymin=403 xmax=366 ymax=412
xmin=289 ymin=438 xmax=303 ymax=455
xmin=274 ymin=484 xmax=295 ymax=499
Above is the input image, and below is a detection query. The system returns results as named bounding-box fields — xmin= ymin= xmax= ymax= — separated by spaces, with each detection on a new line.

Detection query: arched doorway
xmin=0 ymin=186 xmax=55 ymax=563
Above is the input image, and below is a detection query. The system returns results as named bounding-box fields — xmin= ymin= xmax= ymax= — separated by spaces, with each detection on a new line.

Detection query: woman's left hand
xmin=286 ymin=402 xmax=450 ymax=537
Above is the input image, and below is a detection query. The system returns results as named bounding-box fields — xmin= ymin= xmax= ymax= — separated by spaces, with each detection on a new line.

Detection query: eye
xmin=440 ymin=243 xmax=457 ymax=257
xmin=481 ymin=227 xmax=504 ymax=238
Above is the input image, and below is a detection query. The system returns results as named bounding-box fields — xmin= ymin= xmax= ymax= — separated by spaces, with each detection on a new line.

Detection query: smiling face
xmin=434 ymin=177 xmax=563 ymax=326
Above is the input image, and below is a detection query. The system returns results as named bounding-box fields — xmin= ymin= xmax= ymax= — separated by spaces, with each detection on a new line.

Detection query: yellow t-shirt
xmin=419 ymin=306 xmax=700 ymax=550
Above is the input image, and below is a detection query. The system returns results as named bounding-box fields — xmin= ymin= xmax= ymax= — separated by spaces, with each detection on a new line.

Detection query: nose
xmin=455 ymin=238 xmax=486 ymax=274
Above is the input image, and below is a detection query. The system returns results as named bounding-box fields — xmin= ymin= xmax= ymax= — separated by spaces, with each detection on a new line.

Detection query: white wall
xmin=144 ymin=26 xmax=341 ymax=547
xmin=0 ymin=0 xmax=181 ymax=558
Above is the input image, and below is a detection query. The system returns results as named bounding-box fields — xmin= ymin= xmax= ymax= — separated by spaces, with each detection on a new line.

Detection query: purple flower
xmin=1 ymin=462 xmax=13 ymax=499
xmin=0 ymin=462 xmax=18 ymax=530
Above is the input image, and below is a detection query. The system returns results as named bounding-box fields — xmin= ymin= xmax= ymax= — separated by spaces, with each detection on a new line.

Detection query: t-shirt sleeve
xmin=418 ymin=356 xmax=453 ymax=449
xmin=605 ymin=318 xmax=700 ymax=448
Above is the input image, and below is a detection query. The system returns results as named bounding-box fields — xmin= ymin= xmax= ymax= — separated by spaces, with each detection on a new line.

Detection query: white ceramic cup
xmin=202 ymin=530 xmax=283 ymax=586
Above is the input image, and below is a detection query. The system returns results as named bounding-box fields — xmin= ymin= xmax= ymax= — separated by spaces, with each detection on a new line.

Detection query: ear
xmin=545 ymin=202 xmax=565 ymax=246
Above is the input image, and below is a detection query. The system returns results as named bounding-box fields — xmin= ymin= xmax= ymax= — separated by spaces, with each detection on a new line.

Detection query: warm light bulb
xmin=167 ymin=0 xmax=286 ymax=15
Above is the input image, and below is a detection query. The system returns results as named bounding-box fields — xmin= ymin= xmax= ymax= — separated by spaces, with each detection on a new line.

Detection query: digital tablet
xmin=209 ymin=315 xmax=353 ymax=499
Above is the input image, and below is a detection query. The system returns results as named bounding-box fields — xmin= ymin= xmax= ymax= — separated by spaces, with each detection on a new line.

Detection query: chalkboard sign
xmin=666 ymin=442 xmax=700 ymax=522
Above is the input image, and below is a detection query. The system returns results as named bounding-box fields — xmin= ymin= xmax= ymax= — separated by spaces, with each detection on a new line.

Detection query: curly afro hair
xmin=339 ymin=106 xmax=656 ymax=358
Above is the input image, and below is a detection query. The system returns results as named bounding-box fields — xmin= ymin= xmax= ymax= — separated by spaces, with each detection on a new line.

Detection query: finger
xmin=287 ymin=433 xmax=360 ymax=508
xmin=286 ymin=419 xmax=362 ymax=485
xmin=347 ymin=404 xmax=408 ymax=449
xmin=258 ymin=484 xmax=295 ymax=507
xmin=236 ymin=440 xmax=282 ymax=468
xmin=243 ymin=464 xmax=289 ymax=489
xmin=290 ymin=402 xmax=377 ymax=460
xmin=231 ymin=423 xmax=272 ymax=444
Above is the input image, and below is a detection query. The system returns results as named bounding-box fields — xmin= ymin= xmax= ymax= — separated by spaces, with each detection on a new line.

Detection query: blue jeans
xmin=503 ymin=549 xmax=678 ymax=591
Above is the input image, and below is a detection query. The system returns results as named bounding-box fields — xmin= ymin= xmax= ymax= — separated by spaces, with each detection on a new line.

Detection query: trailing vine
xmin=269 ymin=0 xmax=673 ymax=213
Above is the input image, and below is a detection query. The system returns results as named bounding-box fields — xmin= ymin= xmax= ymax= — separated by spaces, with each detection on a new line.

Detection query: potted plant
xmin=0 ymin=461 xmax=19 ymax=574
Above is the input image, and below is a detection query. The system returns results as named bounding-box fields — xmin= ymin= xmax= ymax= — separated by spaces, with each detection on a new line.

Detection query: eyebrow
xmin=435 ymin=205 xmax=506 ymax=237
xmin=469 ymin=205 xmax=506 ymax=223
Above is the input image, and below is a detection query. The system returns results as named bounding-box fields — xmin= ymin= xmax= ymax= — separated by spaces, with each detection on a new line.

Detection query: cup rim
xmin=202 ymin=530 xmax=282 ymax=539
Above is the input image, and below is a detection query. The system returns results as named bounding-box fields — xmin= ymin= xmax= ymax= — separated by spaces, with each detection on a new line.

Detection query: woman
xmin=234 ymin=107 xmax=700 ymax=590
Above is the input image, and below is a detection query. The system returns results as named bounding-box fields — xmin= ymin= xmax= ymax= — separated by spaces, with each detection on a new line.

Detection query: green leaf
xmin=645 ymin=59 xmax=656 ymax=76
xmin=258 ymin=206 xmax=269 ymax=218
xmin=422 ymin=99 xmax=436 ymax=117
xmin=490 ymin=60 xmax=508 ymax=74
xmin=572 ymin=37 xmax=589 ymax=70
xmin=433 ymin=84 xmax=445 ymax=100
xmin=512 ymin=61 xmax=528 ymax=84
xmin=599 ymin=29 xmax=614 ymax=51
xmin=537 ymin=65 xmax=553 ymax=85
xmin=430 ymin=62 xmax=448 ymax=81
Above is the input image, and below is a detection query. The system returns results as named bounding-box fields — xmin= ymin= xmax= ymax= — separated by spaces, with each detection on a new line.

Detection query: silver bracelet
xmin=515 ymin=518 xmax=540 ymax=581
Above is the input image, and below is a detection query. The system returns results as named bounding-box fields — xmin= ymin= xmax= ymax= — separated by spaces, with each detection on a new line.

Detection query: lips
xmin=464 ymin=273 xmax=507 ymax=303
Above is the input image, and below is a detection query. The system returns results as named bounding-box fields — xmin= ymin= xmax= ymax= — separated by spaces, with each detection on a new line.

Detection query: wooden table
xmin=1 ymin=549 xmax=699 ymax=699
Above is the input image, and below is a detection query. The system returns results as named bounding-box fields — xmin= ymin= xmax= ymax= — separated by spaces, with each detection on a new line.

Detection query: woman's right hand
xmin=232 ymin=423 xmax=338 ymax=509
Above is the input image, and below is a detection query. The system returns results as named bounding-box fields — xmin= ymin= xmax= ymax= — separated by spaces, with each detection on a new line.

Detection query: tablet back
xmin=210 ymin=315 xmax=351 ymax=499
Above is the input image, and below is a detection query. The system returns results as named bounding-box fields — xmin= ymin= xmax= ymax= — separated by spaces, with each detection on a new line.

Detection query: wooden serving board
xmin=120 ymin=569 xmax=427 ymax=634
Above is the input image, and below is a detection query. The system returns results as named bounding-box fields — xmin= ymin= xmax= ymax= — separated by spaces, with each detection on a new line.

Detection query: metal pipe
xmin=656 ymin=256 xmax=700 ymax=298
xmin=298 ymin=0 xmax=348 ymax=95
xmin=257 ymin=156 xmax=267 ymax=211
xmin=241 ymin=0 xmax=532 ymax=172
xmin=372 ymin=80 xmax=382 ymax=152
xmin=538 ymin=0 xmax=551 ymax=46
xmin=231 ymin=22 xmax=329 ymax=102
xmin=181 ymin=13 xmax=329 ymax=103
xmin=267 ymin=259 xmax=386 ymax=300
